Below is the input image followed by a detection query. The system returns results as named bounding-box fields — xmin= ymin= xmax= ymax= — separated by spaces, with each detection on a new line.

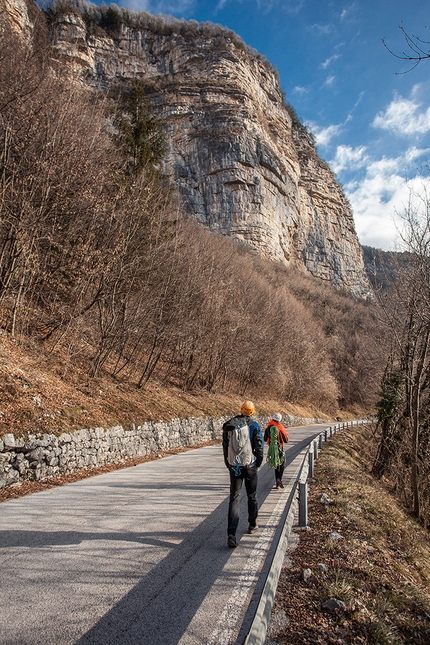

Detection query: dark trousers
xmin=275 ymin=463 xmax=285 ymax=481
xmin=274 ymin=449 xmax=286 ymax=481
xmin=227 ymin=465 xmax=258 ymax=536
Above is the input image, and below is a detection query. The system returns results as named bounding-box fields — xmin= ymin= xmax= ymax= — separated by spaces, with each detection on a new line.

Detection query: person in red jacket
xmin=264 ymin=413 xmax=289 ymax=488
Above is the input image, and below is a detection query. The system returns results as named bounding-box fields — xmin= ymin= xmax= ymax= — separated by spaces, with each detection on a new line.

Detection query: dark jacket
xmin=222 ymin=414 xmax=264 ymax=469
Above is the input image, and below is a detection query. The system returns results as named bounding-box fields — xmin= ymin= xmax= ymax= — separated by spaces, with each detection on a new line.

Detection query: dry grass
xmin=0 ymin=332 xmax=333 ymax=439
xmin=267 ymin=425 xmax=430 ymax=645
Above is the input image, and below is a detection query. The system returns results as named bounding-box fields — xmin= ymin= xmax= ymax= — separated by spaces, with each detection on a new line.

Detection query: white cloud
xmin=306 ymin=121 xmax=343 ymax=147
xmin=351 ymin=91 xmax=365 ymax=111
xmin=281 ymin=1 xmax=306 ymax=15
xmin=309 ymin=23 xmax=332 ymax=36
xmin=262 ymin=0 xmax=305 ymax=14
xmin=292 ymin=85 xmax=309 ymax=95
xmin=342 ymin=150 xmax=430 ymax=250
xmin=340 ymin=3 xmax=358 ymax=22
xmin=373 ymin=85 xmax=430 ymax=136
xmin=123 ymin=0 xmax=195 ymax=13
xmin=404 ymin=146 xmax=430 ymax=163
xmin=330 ymin=144 xmax=368 ymax=174
xmin=117 ymin=0 xmax=150 ymax=9
xmin=216 ymin=0 xmax=303 ymax=14
xmin=324 ymin=75 xmax=336 ymax=87
xmin=345 ymin=170 xmax=409 ymax=250
xmin=320 ymin=54 xmax=341 ymax=69
xmin=365 ymin=156 xmax=401 ymax=177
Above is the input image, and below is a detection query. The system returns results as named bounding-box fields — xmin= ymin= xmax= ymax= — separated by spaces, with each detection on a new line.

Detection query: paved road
xmin=0 ymin=423 xmax=329 ymax=645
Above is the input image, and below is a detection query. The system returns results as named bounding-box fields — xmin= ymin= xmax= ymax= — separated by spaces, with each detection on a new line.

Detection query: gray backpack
xmin=226 ymin=419 xmax=254 ymax=470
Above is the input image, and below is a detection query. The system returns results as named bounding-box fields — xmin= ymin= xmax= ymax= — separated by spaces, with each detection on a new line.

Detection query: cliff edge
xmin=4 ymin=1 xmax=373 ymax=298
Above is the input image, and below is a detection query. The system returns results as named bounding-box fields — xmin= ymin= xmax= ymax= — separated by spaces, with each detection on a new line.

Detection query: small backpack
xmin=225 ymin=418 xmax=254 ymax=474
xmin=266 ymin=425 xmax=283 ymax=468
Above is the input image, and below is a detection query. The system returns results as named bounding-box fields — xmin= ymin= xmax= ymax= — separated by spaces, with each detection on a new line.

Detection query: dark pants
xmin=227 ymin=465 xmax=258 ymax=536
xmin=275 ymin=463 xmax=285 ymax=481
xmin=274 ymin=449 xmax=286 ymax=482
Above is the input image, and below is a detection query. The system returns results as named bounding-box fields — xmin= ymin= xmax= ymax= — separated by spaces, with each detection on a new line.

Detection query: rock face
xmin=7 ymin=3 xmax=372 ymax=298
xmin=362 ymin=245 xmax=411 ymax=293
xmin=2 ymin=0 xmax=33 ymax=35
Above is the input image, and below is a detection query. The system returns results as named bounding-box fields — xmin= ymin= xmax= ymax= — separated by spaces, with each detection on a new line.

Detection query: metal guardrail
xmin=234 ymin=419 xmax=370 ymax=645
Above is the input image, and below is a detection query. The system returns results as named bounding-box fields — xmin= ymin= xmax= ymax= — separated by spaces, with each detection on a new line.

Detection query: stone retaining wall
xmin=0 ymin=414 xmax=321 ymax=490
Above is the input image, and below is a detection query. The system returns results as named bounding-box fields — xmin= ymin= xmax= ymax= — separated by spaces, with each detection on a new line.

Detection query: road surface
xmin=0 ymin=423 xmax=329 ymax=645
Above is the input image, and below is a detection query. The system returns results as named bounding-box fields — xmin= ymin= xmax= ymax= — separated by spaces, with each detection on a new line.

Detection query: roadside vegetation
xmin=269 ymin=425 xmax=430 ymax=644
xmin=366 ymin=190 xmax=430 ymax=529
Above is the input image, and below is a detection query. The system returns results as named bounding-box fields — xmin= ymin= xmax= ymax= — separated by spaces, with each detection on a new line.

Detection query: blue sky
xmin=108 ymin=0 xmax=430 ymax=250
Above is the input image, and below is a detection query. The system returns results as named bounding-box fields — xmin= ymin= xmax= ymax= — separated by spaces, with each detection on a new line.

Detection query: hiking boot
xmin=247 ymin=524 xmax=258 ymax=534
xmin=278 ymin=479 xmax=284 ymax=489
xmin=227 ymin=534 xmax=238 ymax=548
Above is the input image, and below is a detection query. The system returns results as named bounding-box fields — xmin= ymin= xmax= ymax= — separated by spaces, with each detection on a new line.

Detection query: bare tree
xmin=0 ymin=26 xmax=120 ymax=338
xmin=373 ymin=183 xmax=430 ymax=524
xmin=383 ymin=22 xmax=430 ymax=72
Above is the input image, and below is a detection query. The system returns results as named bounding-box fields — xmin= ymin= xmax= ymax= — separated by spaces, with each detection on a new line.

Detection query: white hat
xmin=272 ymin=413 xmax=282 ymax=422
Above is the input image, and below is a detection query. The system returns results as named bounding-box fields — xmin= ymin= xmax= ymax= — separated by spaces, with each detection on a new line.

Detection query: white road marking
xmin=206 ymin=487 xmax=291 ymax=645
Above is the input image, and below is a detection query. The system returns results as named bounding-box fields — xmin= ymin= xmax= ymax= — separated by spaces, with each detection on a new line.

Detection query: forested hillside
xmin=0 ymin=11 xmax=385 ymax=415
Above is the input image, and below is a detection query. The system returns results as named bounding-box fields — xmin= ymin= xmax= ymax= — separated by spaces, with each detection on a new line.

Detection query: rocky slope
xmin=5 ymin=1 xmax=373 ymax=298
xmin=362 ymin=245 xmax=412 ymax=293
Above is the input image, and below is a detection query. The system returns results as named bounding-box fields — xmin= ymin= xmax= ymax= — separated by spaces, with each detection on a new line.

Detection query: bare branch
xmin=383 ymin=23 xmax=430 ymax=73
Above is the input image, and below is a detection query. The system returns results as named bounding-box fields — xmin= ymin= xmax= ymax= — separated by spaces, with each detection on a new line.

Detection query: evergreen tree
xmin=113 ymin=80 xmax=167 ymax=177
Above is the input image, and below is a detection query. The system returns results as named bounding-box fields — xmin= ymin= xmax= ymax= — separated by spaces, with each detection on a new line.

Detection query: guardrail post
xmin=308 ymin=451 xmax=314 ymax=478
xmin=318 ymin=434 xmax=323 ymax=449
xmin=324 ymin=429 xmax=328 ymax=442
xmin=299 ymin=482 xmax=308 ymax=527
xmin=313 ymin=440 xmax=318 ymax=460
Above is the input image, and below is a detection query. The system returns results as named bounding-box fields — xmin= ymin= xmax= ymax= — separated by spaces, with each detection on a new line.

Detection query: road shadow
xmin=72 ymin=495 xmax=250 ymax=645
xmin=70 ymin=440 xmax=319 ymax=645
xmin=0 ymin=434 xmax=320 ymax=645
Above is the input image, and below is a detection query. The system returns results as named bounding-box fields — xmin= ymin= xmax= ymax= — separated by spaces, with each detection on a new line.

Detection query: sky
xmin=103 ymin=0 xmax=430 ymax=251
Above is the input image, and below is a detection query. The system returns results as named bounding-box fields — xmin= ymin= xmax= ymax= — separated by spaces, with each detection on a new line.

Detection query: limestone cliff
xmin=2 ymin=0 xmax=32 ymax=34
xmin=5 ymin=2 xmax=373 ymax=298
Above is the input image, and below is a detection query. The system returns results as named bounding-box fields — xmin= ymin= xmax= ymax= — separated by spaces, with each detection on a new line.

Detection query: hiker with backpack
xmin=264 ymin=413 xmax=289 ymax=489
xmin=222 ymin=401 xmax=264 ymax=549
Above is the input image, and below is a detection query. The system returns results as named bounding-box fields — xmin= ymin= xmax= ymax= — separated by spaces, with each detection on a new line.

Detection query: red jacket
xmin=264 ymin=420 xmax=289 ymax=448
